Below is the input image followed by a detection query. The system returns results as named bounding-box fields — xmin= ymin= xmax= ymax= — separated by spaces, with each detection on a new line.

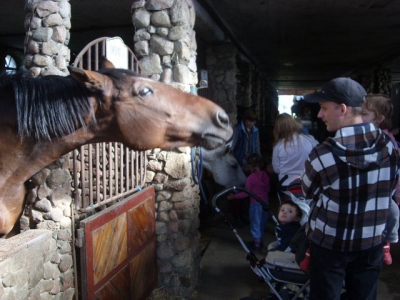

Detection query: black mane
xmin=97 ymin=68 xmax=142 ymax=84
xmin=0 ymin=72 xmax=92 ymax=141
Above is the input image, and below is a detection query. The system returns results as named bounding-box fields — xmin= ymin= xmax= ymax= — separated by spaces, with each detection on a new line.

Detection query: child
xmin=227 ymin=153 xmax=270 ymax=251
xmin=269 ymin=201 xmax=302 ymax=252
xmin=362 ymin=94 xmax=400 ymax=265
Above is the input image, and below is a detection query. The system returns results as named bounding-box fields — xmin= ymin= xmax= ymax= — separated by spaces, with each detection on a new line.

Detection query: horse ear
xmin=101 ymin=57 xmax=115 ymax=69
xmin=68 ymin=66 xmax=107 ymax=92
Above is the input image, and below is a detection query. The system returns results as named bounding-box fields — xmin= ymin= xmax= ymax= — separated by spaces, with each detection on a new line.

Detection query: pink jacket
xmin=234 ymin=170 xmax=270 ymax=204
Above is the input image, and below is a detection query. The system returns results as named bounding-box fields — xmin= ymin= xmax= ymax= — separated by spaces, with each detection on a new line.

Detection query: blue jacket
xmin=231 ymin=121 xmax=260 ymax=167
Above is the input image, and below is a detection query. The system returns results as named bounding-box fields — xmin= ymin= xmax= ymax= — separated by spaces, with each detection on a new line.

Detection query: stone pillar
xmin=131 ymin=0 xmax=200 ymax=297
xmin=205 ymin=44 xmax=238 ymax=125
xmin=236 ymin=60 xmax=253 ymax=108
xmin=24 ymin=0 xmax=71 ymax=77
xmin=21 ymin=157 xmax=75 ymax=300
xmin=20 ymin=1 xmax=75 ymax=299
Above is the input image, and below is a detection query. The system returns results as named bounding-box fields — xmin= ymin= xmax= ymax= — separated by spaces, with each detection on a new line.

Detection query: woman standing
xmin=272 ymin=113 xmax=318 ymax=201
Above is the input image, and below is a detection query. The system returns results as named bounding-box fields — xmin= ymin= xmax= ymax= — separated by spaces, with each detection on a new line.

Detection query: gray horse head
xmin=202 ymin=143 xmax=246 ymax=187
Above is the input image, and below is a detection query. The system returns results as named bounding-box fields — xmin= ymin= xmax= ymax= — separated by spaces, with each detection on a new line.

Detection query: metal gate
xmin=72 ymin=37 xmax=156 ymax=300
xmin=72 ymin=37 xmax=146 ymax=212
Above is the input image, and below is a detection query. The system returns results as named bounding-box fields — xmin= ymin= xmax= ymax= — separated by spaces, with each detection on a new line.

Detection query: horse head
xmin=202 ymin=143 xmax=246 ymax=187
xmin=0 ymin=59 xmax=233 ymax=237
xmin=68 ymin=62 xmax=233 ymax=151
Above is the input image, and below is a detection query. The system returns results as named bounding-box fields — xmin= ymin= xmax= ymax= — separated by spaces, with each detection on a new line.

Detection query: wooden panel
xmin=128 ymin=199 xmax=155 ymax=253
xmin=92 ymin=213 xmax=128 ymax=285
xmin=80 ymin=186 xmax=156 ymax=300
xmin=95 ymin=266 xmax=130 ymax=300
xmin=131 ymin=242 xmax=157 ymax=299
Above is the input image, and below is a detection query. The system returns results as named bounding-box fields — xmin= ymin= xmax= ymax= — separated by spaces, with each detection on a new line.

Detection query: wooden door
xmin=79 ymin=186 xmax=157 ymax=300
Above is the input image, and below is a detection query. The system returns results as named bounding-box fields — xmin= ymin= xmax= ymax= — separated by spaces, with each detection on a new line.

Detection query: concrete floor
xmin=197 ymin=201 xmax=400 ymax=300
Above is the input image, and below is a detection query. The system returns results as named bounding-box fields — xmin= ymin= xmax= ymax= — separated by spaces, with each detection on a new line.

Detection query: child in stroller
xmin=250 ymin=190 xmax=312 ymax=300
xmin=268 ymin=200 xmax=303 ymax=252
xmin=212 ymin=181 xmax=312 ymax=300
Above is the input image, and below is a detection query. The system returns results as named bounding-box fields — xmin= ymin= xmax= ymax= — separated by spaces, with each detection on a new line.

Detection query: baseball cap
xmin=304 ymin=77 xmax=366 ymax=107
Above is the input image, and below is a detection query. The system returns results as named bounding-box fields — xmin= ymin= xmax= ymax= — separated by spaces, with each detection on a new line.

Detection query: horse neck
xmin=0 ymin=128 xmax=96 ymax=185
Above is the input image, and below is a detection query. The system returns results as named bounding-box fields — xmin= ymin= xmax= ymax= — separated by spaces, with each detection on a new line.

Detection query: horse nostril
xmin=216 ymin=110 xmax=230 ymax=128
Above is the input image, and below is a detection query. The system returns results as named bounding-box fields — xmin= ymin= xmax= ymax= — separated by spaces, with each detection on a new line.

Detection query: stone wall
xmin=0 ymin=230 xmax=73 ymax=300
xmin=205 ymin=44 xmax=238 ymax=124
xmin=236 ymin=59 xmax=253 ymax=109
xmin=132 ymin=0 xmax=202 ymax=297
xmin=24 ymin=0 xmax=71 ymax=77
xmin=204 ymin=43 xmax=278 ymax=128
xmin=15 ymin=1 xmax=75 ymax=299
xmin=20 ymin=155 xmax=75 ymax=300
xmin=146 ymin=148 xmax=201 ymax=296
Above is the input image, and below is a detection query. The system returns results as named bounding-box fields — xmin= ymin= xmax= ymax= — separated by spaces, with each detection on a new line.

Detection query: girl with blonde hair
xmin=272 ymin=113 xmax=318 ymax=200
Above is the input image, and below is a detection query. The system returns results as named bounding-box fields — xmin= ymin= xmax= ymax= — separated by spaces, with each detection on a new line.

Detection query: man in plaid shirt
xmin=301 ymin=77 xmax=400 ymax=300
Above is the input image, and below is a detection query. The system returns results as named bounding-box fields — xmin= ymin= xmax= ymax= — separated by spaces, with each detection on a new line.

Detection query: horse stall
xmin=0 ymin=26 xmax=233 ymax=298
xmin=56 ymin=38 xmax=157 ymax=299
xmin=0 ymin=38 xmax=156 ymax=300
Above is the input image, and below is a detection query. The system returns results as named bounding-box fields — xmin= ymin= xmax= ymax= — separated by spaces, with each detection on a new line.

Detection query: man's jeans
xmin=309 ymin=242 xmax=383 ymax=300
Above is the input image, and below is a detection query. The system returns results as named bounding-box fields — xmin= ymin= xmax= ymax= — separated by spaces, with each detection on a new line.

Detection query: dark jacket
xmin=302 ymin=123 xmax=400 ymax=251
xmin=231 ymin=121 xmax=260 ymax=167
xmin=273 ymin=221 xmax=301 ymax=252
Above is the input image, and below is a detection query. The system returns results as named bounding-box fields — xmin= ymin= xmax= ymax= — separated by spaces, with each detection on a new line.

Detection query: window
xmin=5 ymin=55 xmax=17 ymax=74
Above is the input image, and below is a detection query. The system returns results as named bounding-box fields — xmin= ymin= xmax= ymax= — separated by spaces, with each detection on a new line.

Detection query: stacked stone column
xmin=131 ymin=0 xmax=201 ymax=297
xmin=205 ymin=44 xmax=238 ymax=125
xmin=19 ymin=1 xmax=75 ymax=299
xmin=24 ymin=0 xmax=71 ymax=77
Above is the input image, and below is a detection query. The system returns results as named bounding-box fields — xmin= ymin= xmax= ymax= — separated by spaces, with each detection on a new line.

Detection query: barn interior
xmin=1 ymin=0 xmax=399 ymax=155
xmin=0 ymin=2 xmax=400 ymax=299
xmin=2 ymin=1 xmax=400 ymax=88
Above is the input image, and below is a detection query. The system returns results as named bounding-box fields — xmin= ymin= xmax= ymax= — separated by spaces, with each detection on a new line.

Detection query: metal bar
xmin=87 ymin=50 xmax=92 ymax=71
xmin=125 ymin=146 xmax=129 ymax=191
xmin=130 ymin=150 xmax=137 ymax=188
xmin=80 ymin=145 xmax=87 ymax=209
xmin=77 ymin=187 xmax=142 ymax=213
xmin=135 ymin=151 xmax=139 ymax=187
xmin=95 ymin=42 xmax=99 ymax=70
xmin=88 ymin=144 xmax=93 ymax=206
xmin=73 ymin=149 xmax=81 ymax=209
xmin=109 ymin=142 xmax=113 ymax=200
xmin=71 ymin=38 xmax=146 ymax=212
xmin=114 ymin=142 xmax=119 ymax=195
xmin=96 ymin=143 xmax=100 ymax=205
xmin=102 ymin=143 xmax=107 ymax=201
xmin=120 ymin=144 xmax=124 ymax=193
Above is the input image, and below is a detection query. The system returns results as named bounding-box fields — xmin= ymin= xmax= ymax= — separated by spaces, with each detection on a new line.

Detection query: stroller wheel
xmin=280 ymin=288 xmax=295 ymax=300
xmin=277 ymin=284 xmax=309 ymax=300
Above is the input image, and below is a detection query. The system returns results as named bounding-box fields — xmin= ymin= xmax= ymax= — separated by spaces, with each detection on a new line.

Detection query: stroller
xmin=211 ymin=185 xmax=312 ymax=300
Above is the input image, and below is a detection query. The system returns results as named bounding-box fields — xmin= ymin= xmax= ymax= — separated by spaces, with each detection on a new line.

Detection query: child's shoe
xmin=248 ymin=241 xmax=262 ymax=252
xmin=299 ymin=248 xmax=310 ymax=271
xmin=383 ymin=243 xmax=392 ymax=265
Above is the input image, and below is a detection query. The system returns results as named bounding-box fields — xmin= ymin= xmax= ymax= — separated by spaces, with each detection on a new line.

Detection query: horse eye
xmin=138 ymin=87 xmax=153 ymax=97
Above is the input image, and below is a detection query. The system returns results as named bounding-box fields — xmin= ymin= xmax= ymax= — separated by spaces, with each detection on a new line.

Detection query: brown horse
xmin=0 ymin=61 xmax=232 ymax=237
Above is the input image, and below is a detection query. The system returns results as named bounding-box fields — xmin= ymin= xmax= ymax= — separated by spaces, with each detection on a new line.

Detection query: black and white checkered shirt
xmin=301 ymin=123 xmax=400 ymax=252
